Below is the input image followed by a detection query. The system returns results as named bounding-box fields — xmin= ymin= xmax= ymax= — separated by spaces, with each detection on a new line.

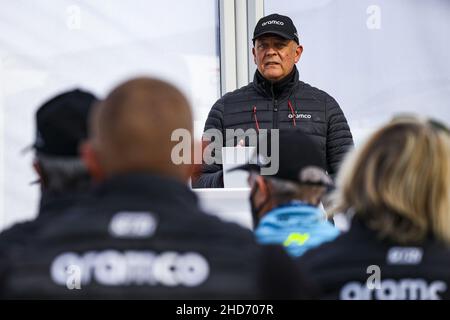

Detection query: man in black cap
xmin=193 ymin=13 xmax=354 ymax=188
xmin=0 ymin=89 xmax=97 ymax=246
xmin=230 ymin=129 xmax=340 ymax=257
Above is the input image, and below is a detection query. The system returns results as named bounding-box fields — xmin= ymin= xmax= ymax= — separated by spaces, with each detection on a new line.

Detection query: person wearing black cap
xmin=0 ymin=89 xmax=97 ymax=246
xmin=193 ymin=13 xmax=353 ymax=188
xmin=32 ymin=89 xmax=97 ymax=202
xmin=230 ymin=130 xmax=339 ymax=257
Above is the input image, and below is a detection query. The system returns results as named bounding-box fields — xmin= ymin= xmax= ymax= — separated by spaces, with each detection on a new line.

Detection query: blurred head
xmin=82 ymin=77 xmax=193 ymax=183
xmin=230 ymin=130 xmax=332 ymax=227
xmin=252 ymin=14 xmax=302 ymax=82
xmin=332 ymin=116 xmax=450 ymax=245
xmin=247 ymin=174 xmax=328 ymax=227
xmin=31 ymin=89 xmax=97 ymax=193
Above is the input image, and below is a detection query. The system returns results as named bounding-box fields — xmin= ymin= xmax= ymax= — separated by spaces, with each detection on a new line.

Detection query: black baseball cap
xmin=252 ymin=13 xmax=299 ymax=44
xmin=29 ymin=89 xmax=97 ymax=157
xmin=229 ymin=129 xmax=333 ymax=187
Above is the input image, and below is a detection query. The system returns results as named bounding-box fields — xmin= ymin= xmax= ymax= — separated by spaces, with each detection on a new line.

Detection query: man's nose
xmin=265 ymin=46 xmax=277 ymax=56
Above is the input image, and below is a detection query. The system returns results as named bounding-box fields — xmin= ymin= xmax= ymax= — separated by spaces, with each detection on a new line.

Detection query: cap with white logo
xmin=253 ymin=13 xmax=299 ymax=44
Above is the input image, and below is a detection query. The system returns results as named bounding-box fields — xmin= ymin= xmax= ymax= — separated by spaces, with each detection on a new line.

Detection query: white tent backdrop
xmin=0 ymin=0 xmax=220 ymax=230
xmin=265 ymin=0 xmax=450 ymax=144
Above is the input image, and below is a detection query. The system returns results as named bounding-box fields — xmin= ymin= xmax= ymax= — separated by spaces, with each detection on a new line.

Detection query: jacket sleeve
xmin=191 ymin=99 xmax=225 ymax=188
xmin=325 ymin=95 xmax=354 ymax=178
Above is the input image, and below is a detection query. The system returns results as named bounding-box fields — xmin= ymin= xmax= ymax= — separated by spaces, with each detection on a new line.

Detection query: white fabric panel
xmin=0 ymin=0 xmax=220 ymax=230
xmin=265 ymin=0 xmax=450 ymax=144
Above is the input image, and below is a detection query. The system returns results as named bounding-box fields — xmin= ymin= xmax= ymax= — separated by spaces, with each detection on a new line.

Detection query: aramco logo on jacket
xmin=51 ymin=250 xmax=210 ymax=289
xmin=288 ymin=113 xmax=312 ymax=119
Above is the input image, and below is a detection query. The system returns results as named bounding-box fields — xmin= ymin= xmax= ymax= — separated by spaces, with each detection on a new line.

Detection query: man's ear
xmin=32 ymin=159 xmax=45 ymax=187
xmin=32 ymin=160 xmax=42 ymax=178
xmin=80 ymin=141 xmax=105 ymax=182
xmin=187 ymin=139 xmax=204 ymax=185
xmin=255 ymin=175 xmax=269 ymax=198
xmin=253 ymin=176 xmax=274 ymax=218
xmin=252 ymin=47 xmax=257 ymax=64
xmin=295 ymin=45 xmax=303 ymax=63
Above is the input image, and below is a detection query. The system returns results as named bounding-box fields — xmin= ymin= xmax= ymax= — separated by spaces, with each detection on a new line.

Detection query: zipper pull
xmin=253 ymin=106 xmax=260 ymax=132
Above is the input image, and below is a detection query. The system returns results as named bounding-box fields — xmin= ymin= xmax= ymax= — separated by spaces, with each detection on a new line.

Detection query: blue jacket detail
xmin=254 ymin=201 xmax=340 ymax=257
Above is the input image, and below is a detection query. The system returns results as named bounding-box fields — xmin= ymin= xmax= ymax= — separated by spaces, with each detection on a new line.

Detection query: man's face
xmin=253 ymin=35 xmax=303 ymax=82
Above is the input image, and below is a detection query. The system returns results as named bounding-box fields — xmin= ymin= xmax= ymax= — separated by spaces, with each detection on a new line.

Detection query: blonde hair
xmin=331 ymin=116 xmax=450 ymax=245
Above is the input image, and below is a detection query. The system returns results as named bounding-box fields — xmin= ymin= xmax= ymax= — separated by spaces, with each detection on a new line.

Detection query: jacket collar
xmin=93 ymin=172 xmax=198 ymax=207
xmin=253 ymin=65 xmax=299 ymax=99
xmin=260 ymin=201 xmax=324 ymax=227
xmin=348 ymin=216 xmax=437 ymax=245
xmin=38 ymin=190 xmax=89 ymax=218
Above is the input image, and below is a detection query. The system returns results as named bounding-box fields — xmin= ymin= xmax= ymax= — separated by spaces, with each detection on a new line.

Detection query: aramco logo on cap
xmin=262 ymin=20 xmax=284 ymax=27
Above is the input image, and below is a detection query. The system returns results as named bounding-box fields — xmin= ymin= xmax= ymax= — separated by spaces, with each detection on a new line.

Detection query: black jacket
xmin=0 ymin=173 xmax=315 ymax=299
xmin=0 ymin=191 xmax=88 ymax=250
xmin=297 ymin=217 xmax=450 ymax=300
xmin=193 ymin=67 xmax=354 ymax=188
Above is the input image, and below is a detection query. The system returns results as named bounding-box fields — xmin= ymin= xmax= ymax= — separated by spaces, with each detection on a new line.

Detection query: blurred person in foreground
xmin=0 ymin=89 xmax=97 ymax=247
xmin=0 ymin=77 xmax=316 ymax=299
xmin=297 ymin=115 xmax=450 ymax=300
xmin=230 ymin=129 xmax=339 ymax=257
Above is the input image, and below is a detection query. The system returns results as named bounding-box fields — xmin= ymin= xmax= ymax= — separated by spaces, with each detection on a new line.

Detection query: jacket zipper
xmin=271 ymin=83 xmax=278 ymax=129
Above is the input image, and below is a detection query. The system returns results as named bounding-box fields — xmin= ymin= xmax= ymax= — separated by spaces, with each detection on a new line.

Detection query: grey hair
xmin=266 ymin=176 xmax=300 ymax=200
xmin=36 ymin=153 xmax=91 ymax=193
xmin=266 ymin=176 xmax=327 ymax=207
